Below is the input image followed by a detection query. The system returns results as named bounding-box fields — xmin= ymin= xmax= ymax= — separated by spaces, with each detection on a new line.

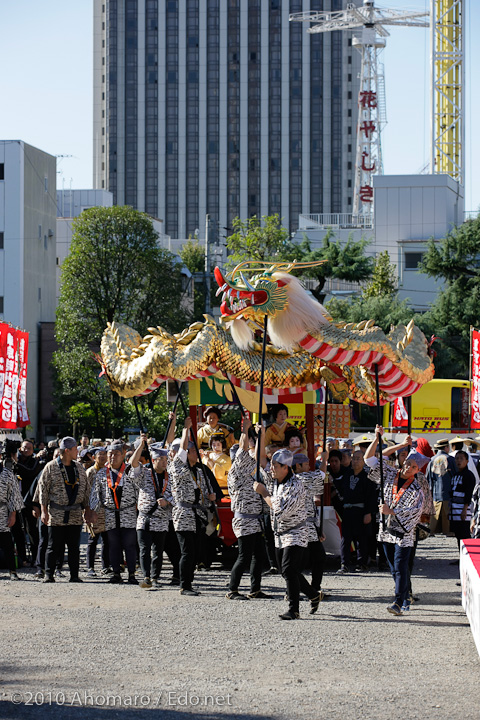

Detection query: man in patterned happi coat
xmin=227 ymin=418 xmax=270 ymax=601
xmin=364 ymin=427 xmax=424 ymax=617
xmin=39 ymin=436 xmax=90 ymax=583
xmin=0 ymin=453 xmax=24 ymax=581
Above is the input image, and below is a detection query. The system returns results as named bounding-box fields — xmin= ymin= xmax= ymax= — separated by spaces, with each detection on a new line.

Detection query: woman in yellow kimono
xmin=202 ymin=433 xmax=232 ymax=495
xmin=197 ymin=406 xmax=235 ymax=450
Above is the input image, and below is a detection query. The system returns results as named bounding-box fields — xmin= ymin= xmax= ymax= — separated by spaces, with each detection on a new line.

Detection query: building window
xmin=0 ymin=232 xmax=3 ymax=249
xmin=405 ymin=252 xmax=424 ymax=269
xmin=0 ymin=164 xmax=4 ymax=180
xmin=0 ymin=297 xmax=3 ymax=313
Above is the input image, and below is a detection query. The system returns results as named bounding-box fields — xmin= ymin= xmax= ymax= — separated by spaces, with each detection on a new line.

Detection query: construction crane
xmin=431 ymin=0 xmax=464 ymax=185
xmin=290 ymin=1 xmax=429 ymax=218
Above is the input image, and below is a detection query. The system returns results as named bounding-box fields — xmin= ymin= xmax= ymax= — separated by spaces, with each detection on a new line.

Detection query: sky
xmin=1 ymin=0 xmax=478 ymax=211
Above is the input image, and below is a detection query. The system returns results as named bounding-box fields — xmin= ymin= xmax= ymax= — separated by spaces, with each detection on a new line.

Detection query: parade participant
xmin=202 ymin=433 xmax=232 ymax=495
xmin=449 ymin=437 xmax=480 ymax=485
xmin=327 ymin=449 xmax=346 ymax=518
xmin=39 ymin=437 xmax=90 ymax=583
xmin=0 ymin=454 xmax=24 ymax=580
xmin=197 ymin=406 xmax=235 ymax=450
xmin=79 ymin=448 xmax=95 ymax=470
xmin=89 ymin=440 xmax=141 ymax=585
xmin=292 ymin=451 xmax=327 ymax=598
xmin=264 ymin=404 xmax=295 ymax=449
xmin=227 ymin=419 xmax=269 ymax=601
xmin=335 ymin=450 xmax=376 ymax=574
xmin=134 ymin=438 xmax=174 ymax=589
xmin=426 ymin=438 xmax=456 ymax=535
xmin=364 ymin=427 xmax=424 ymax=616
xmin=254 ymin=449 xmax=321 ymax=620
xmin=449 ymin=450 xmax=475 ymax=551
xmin=340 ymin=448 xmax=352 ymax=470
xmin=85 ymin=447 xmax=110 ymax=577
xmin=14 ymin=439 xmax=46 ymax=566
xmin=284 ymin=426 xmax=308 ymax=454
xmin=171 ymin=417 xmax=216 ymax=595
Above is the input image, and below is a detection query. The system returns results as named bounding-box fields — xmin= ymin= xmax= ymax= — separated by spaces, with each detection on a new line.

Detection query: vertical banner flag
xmin=0 ymin=324 xmax=30 ymax=429
xmin=392 ymin=397 xmax=408 ymax=429
xmin=471 ymin=330 xmax=480 ymax=429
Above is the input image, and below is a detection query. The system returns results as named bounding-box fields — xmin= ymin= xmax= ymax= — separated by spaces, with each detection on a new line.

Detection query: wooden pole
xmin=256 ymin=315 xmax=269 ymax=483
xmin=374 ymin=364 xmax=385 ymax=530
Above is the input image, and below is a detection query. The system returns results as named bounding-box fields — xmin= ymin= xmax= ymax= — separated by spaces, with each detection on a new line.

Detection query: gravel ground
xmin=0 ymin=533 xmax=478 ymax=720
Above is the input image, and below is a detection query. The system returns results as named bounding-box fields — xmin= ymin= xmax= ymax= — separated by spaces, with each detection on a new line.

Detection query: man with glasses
xmin=364 ymin=426 xmax=424 ymax=616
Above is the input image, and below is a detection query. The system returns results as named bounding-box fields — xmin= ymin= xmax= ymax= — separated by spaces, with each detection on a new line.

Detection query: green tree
xmin=299 ymin=234 xmax=374 ymax=304
xmin=225 ymin=214 xmax=302 ymax=266
xmin=54 ymin=206 xmax=191 ymax=434
xmin=418 ymin=216 xmax=480 ymax=378
xmin=327 ymin=294 xmax=414 ymax=335
xmin=363 ymin=250 xmax=397 ymax=298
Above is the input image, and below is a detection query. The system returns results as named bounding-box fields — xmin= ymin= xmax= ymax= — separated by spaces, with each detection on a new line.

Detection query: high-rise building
xmin=93 ymin=0 xmax=361 ymax=238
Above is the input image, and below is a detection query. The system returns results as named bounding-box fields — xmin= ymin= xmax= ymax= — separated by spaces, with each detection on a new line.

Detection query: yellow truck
xmin=384 ymin=378 xmax=472 ymax=434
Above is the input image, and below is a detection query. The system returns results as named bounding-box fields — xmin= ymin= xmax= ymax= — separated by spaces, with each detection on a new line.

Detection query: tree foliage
xmin=225 ymin=214 xmax=301 ymax=266
xmin=54 ymin=206 xmax=191 ymax=434
xmin=327 ymin=294 xmax=414 ymax=335
xmin=417 ymin=216 xmax=480 ymax=378
xmin=363 ymin=250 xmax=397 ymax=298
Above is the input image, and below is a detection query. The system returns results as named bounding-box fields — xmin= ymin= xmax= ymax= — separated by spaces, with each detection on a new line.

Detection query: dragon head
xmin=214 ymin=260 xmax=330 ymax=352
xmin=214 ymin=263 xmax=290 ymax=323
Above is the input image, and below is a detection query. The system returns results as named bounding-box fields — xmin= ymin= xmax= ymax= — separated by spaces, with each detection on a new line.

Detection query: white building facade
xmin=0 ymin=141 xmax=57 ymax=436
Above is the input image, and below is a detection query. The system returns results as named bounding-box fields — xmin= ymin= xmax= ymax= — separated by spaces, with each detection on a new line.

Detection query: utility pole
xmin=204 ymin=214 xmax=211 ymax=315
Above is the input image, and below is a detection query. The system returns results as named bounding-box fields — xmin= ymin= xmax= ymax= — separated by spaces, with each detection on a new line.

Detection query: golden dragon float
xmin=100 ymin=261 xmax=434 ymax=405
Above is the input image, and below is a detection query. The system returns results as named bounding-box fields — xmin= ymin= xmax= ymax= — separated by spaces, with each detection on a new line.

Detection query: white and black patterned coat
xmin=133 ymin=465 xmax=174 ymax=533
xmin=171 ymin=450 xmax=211 ymax=533
xmin=90 ymin=464 xmax=139 ymax=531
xmin=262 ymin=468 xmax=308 ymax=549
xmin=228 ymin=449 xmax=264 ymax=538
xmin=366 ymin=458 xmax=424 ymax=547
xmin=296 ymin=469 xmax=324 ymax=544
xmin=0 ymin=466 xmax=23 ymax=532
xmin=38 ymin=459 xmax=89 ymax=527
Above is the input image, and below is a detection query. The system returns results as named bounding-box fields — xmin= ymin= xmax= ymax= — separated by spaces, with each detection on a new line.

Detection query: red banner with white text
xmin=0 ymin=325 xmax=30 ymax=428
xmin=392 ymin=397 xmax=408 ymax=429
xmin=471 ymin=330 xmax=480 ymax=429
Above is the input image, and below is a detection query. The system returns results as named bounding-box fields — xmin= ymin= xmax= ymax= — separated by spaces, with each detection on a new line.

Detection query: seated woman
xmin=264 ymin=404 xmax=297 ymax=449
xmin=284 ymin=426 xmax=308 ymax=454
xmin=202 ymin=433 xmax=232 ymax=494
xmin=197 ymin=406 xmax=235 ymax=450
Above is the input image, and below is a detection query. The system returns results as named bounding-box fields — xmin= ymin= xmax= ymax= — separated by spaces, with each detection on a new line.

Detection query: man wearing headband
xmin=89 ymin=439 xmax=144 ymax=585
xmin=84 ymin=447 xmax=110 ymax=578
xmin=254 ymin=448 xmax=320 ymax=620
xmin=227 ymin=419 xmax=270 ymax=601
xmin=38 ymin=437 xmax=90 ymax=583
xmin=133 ymin=438 xmax=174 ymax=589
xmin=364 ymin=427 xmax=424 ymax=616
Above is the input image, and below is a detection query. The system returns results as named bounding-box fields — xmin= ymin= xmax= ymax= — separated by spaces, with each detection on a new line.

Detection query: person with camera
xmin=364 ymin=427 xmax=424 ymax=616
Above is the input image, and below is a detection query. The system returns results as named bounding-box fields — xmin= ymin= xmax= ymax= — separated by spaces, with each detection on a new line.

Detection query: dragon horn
xmin=239 ymin=271 xmax=255 ymax=291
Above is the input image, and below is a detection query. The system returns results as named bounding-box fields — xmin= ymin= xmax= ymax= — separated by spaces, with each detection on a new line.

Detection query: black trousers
xmin=164 ymin=521 xmax=180 ymax=579
xmin=137 ymin=528 xmax=167 ymax=579
xmin=263 ymin=513 xmax=277 ymax=570
xmin=229 ymin=532 xmax=265 ymax=593
xmin=46 ymin=525 xmax=82 ymax=579
xmin=87 ymin=531 xmax=110 ymax=570
xmin=108 ymin=527 xmax=137 ymax=575
xmin=341 ymin=509 xmax=369 ymax=567
xmin=177 ymin=530 xmax=196 ymax=590
xmin=276 ymin=545 xmax=317 ymax=614
xmin=36 ymin=521 xmax=64 ymax=571
xmin=0 ymin=531 xmax=16 ymax=571
xmin=23 ymin=507 xmax=39 ymax=563
xmin=450 ymin=520 xmax=471 ymax=549
xmin=306 ymin=539 xmax=326 ymax=592
xmin=11 ymin=513 xmax=26 ymax=563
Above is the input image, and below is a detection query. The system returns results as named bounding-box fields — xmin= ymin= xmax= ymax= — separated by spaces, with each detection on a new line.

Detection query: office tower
xmin=94 ymin=0 xmax=360 ymax=237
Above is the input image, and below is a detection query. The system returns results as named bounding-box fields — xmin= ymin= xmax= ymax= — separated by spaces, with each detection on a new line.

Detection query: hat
xmin=133 ymin=437 xmax=146 ymax=450
xmin=326 ymin=436 xmax=336 ymax=444
xmin=271 ymin=449 xmax=294 ymax=467
xmin=450 ymin=436 xmax=465 ymax=446
xmin=204 ymin=406 xmax=222 ymax=420
xmin=150 ymin=444 xmax=168 ymax=459
xmin=108 ymin=440 xmax=125 ymax=452
xmin=79 ymin=448 xmax=93 ymax=459
xmin=293 ymin=453 xmax=309 ymax=466
xmin=406 ymin=449 xmax=430 ymax=470
xmin=230 ymin=443 xmax=240 ymax=462
xmin=433 ymin=438 xmax=450 ymax=449
xmin=47 ymin=440 xmax=59 ymax=450
xmin=59 ymin=436 xmax=77 ymax=450
xmin=170 ymin=438 xmax=194 ymax=452
xmin=415 ymin=437 xmax=434 ymax=458
xmin=352 ymin=434 xmax=374 ymax=446
xmin=463 ymin=438 xmax=479 ymax=448
xmin=92 ymin=446 xmax=107 ymax=454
